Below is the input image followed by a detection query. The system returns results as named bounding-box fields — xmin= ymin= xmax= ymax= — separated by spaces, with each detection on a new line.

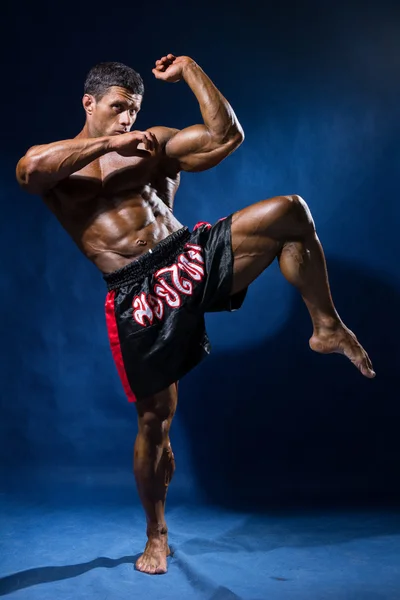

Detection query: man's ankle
xmin=146 ymin=522 xmax=168 ymax=537
xmin=313 ymin=313 xmax=341 ymax=332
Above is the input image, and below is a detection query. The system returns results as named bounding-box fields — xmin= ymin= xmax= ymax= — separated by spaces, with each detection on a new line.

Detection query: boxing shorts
xmin=103 ymin=214 xmax=247 ymax=402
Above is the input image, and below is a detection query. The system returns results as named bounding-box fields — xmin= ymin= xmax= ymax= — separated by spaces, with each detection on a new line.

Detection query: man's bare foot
xmin=135 ymin=535 xmax=171 ymax=575
xmin=309 ymin=320 xmax=376 ymax=378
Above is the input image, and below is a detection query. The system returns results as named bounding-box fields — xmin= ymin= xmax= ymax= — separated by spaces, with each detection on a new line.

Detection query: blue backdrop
xmin=1 ymin=0 xmax=399 ymax=508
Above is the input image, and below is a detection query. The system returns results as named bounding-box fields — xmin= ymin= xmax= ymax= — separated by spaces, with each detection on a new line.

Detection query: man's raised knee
xmin=283 ymin=194 xmax=307 ymax=211
xmin=283 ymin=194 xmax=314 ymax=229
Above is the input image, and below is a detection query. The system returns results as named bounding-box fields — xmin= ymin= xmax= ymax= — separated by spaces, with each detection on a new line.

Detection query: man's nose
xmin=119 ymin=110 xmax=133 ymax=126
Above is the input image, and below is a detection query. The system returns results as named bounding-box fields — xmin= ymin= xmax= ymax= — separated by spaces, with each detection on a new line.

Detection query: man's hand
xmin=109 ymin=130 xmax=159 ymax=157
xmin=152 ymin=54 xmax=194 ymax=83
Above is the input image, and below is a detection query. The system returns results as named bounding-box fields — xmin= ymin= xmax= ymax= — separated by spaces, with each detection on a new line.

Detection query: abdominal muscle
xmin=88 ymin=217 xmax=183 ymax=274
xmin=57 ymin=192 xmax=185 ymax=274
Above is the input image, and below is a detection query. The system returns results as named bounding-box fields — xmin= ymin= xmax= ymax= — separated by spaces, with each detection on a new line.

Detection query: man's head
xmin=82 ymin=62 xmax=144 ymax=137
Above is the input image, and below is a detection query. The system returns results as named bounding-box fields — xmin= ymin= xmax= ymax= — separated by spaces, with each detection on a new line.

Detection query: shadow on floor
xmin=2 ymin=508 xmax=399 ymax=596
xmin=0 ymin=555 xmax=137 ymax=596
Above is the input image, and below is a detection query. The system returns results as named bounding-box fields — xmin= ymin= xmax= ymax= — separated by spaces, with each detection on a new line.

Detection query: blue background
xmin=2 ymin=2 xmax=400 ymax=598
xmin=1 ymin=0 xmax=399 ymax=508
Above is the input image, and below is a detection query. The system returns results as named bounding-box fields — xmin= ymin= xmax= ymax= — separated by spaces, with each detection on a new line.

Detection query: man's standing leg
xmin=134 ymin=382 xmax=178 ymax=574
xmin=230 ymin=194 xmax=375 ymax=377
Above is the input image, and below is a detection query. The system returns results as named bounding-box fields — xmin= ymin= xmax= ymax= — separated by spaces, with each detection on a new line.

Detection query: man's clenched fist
xmin=152 ymin=54 xmax=195 ymax=83
xmin=108 ymin=130 xmax=159 ymax=157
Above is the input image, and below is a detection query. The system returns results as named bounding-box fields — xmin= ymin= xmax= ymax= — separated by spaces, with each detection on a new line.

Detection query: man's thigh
xmin=230 ymin=196 xmax=291 ymax=294
xmin=135 ymin=382 xmax=178 ymax=422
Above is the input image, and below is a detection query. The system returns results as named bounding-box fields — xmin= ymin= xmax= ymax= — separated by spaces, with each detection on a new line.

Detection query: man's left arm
xmin=151 ymin=54 xmax=244 ymax=172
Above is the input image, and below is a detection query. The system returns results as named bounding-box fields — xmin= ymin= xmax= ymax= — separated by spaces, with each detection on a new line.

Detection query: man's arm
xmin=16 ymin=137 xmax=113 ymax=195
xmin=16 ymin=131 xmax=158 ymax=195
xmin=152 ymin=54 xmax=244 ymax=172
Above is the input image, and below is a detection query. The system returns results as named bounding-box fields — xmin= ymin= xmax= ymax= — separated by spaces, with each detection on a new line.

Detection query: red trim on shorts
xmin=193 ymin=221 xmax=212 ymax=231
xmin=193 ymin=217 xmax=227 ymax=232
xmin=105 ymin=290 xmax=137 ymax=403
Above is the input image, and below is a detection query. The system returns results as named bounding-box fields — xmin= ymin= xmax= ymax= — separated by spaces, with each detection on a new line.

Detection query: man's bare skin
xmin=16 ymin=53 xmax=375 ymax=575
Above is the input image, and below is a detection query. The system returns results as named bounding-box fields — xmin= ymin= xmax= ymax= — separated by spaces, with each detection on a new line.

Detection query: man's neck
xmin=77 ymin=123 xmax=100 ymax=139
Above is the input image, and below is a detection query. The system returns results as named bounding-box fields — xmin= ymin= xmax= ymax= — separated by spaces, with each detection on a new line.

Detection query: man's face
xmin=86 ymin=86 xmax=143 ymax=136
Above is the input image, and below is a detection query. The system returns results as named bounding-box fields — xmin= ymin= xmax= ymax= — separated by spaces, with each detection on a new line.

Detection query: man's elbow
xmin=16 ymin=155 xmax=43 ymax=194
xmin=231 ymin=126 xmax=245 ymax=148
xmin=210 ymin=120 xmax=245 ymax=148
xmin=223 ymin=123 xmax=245 ymax=151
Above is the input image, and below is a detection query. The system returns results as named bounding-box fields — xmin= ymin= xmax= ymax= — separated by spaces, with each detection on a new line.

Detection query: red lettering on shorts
xmin=178 ymin=254 xmax=204 ymax=280
xmin=133 ymin=292 xmax=154 ymax=327
xmin=184 ymin=244 xmax=204 ymax=265
xmin=155 ymin=264 xmax=193 ymax=295
xmin=131 ymin=243 xmax=207 ymax=328
xmin=148 ymin=293 xmax=164 ymax=321
xmin=154 ymin=278 xmax=182 ymax=308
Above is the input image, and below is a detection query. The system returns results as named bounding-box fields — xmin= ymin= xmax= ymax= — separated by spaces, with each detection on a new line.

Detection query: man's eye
xmin=112 ymin=104 xmax=121 ymax=110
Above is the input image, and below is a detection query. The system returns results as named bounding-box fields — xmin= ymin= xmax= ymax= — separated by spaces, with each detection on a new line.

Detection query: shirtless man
xmin=16 ymin=54 xmax=375 ymax=575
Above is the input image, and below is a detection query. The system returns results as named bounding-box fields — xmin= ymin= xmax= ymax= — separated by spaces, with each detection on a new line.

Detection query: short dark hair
xmin=84 ymin=61 xmax=144 ymax=99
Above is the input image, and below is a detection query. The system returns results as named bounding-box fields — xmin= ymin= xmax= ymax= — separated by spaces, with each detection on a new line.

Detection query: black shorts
xmin=103 ymin=214 xmax=247 ymax=401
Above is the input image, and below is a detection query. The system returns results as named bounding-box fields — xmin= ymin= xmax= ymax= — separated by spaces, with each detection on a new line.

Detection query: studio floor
xmin=1 ymin=473 xmax=400 ymax=600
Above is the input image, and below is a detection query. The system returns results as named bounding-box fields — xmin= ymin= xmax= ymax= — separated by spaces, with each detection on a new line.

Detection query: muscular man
xmin=16 ymin=54 xmax=375 ymax=575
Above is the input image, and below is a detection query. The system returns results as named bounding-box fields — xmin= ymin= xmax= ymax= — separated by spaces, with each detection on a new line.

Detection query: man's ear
xmin=82 ymin=94 xmax=95 ymax=116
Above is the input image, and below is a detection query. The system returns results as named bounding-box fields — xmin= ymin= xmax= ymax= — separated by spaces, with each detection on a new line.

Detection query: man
xmin=16 ymin=54 xmax=375 ymax=575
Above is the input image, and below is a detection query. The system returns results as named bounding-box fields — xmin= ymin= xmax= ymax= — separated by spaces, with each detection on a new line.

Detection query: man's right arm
xmin=16 ymin=130 xmax=158 ymax=195
xmin=16 ymin=137 xmax=114 ymax=195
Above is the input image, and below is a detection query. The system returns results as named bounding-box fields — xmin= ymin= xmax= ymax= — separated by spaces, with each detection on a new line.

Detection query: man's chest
xmin=58 ymin=154 xmax=157 ymax=198
xmin=45 ymin=153 xmax=180 ymax=213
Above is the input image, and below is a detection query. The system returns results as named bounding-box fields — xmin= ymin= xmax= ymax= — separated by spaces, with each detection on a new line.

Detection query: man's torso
xmin=42 ymin=130 xmax=184 ymax=273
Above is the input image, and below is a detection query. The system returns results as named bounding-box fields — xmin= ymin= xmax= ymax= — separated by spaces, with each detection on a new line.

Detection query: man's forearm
xmin=16 ymin=136 xmax=112 ymax=194
xmin=182 ymin=61 xmax=244 ymax=142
